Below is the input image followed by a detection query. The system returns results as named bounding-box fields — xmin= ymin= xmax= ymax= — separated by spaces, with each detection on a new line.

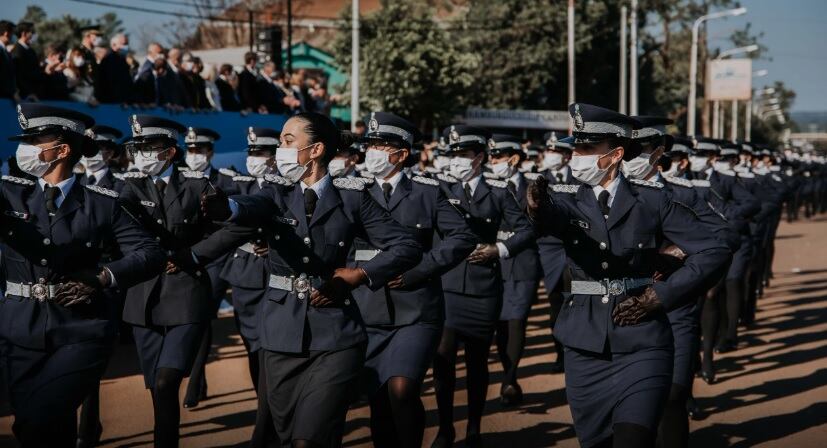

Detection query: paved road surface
xmin=2 ymin=217 xmax=827 ymax=447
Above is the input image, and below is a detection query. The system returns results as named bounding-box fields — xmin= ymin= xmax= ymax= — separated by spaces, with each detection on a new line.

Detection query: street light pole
xmin=350 ymin=0 xmax=360 ymax=131
xmin=619 ymin=5 xmax=627 ymax=114
xmin=568 ymin=0 xmax=576 ymax=131
xmin=630 ymin=0 xmax=638 ymax=115
xmin=731 ymin=100 xmax=739 ymax=140
xmin=712 ymin=100 xmax=720 ymax=138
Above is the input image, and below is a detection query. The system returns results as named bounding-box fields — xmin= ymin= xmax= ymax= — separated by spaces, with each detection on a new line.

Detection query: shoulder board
xmin=436 ymin=173 xmax=459 ymax=184
xmin=551 ymin=184 xmax=580 ymax=194
xmin=664 ymin=176 xmax=693 ymax=188
xmin=737 ymin=172 xmax=755 ymax=179
xmin=333 ymin=177 xmax=366 ymax=191
xmin=181 ymin=170 xmax=205 ymax=179
xmin=360 ymin=172 xmax=375 ymax=179
xmin=233 ymin=175 xmax=256 ymax=182
xmin=691 ymin=179 xmax=710 ymax=187
xmin=771 ymin=174 xmax=783 ymax=182
xmin=356 ymin=176 xmax=375 ymax=185
xmin=123 ymin=171 xmax=148 ymax=179
xmin=769 ymin=166 xmax=781 ymax=172
xmin=482 ymin=171 xmax=498 ymax=179
xmin=112 ymin=172 xmax=125 ymax=180
xmin=85 ymin=185 xmax=119 ymax=198
xmin=425 ymin=167 xmax=441 ymax=174
xmin=628 ymin=178 xmax=664 ymax=189
xmin=219 ymin=168 xmax=239 ymax=177
xmin=524 ymin=172 xmax=543 ymax=181
xmin=717 ymin=169 xmax=736 ymax=177
xmin=412 ymin=175 xmax=439 ymax=187
xmin=485 ymin=178 xmax=507 ymax=189
xmin=264 ymin=174 xmax=294 ymax=186
xmin=1 ymin=175 xmax=35 ymax=186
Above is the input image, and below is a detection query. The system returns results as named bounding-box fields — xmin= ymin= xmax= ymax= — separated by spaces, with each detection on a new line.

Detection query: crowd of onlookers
xmin=0 ymin=20 xmax=334 ymax=115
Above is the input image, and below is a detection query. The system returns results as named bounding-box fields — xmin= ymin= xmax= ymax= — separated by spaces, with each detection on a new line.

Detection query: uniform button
xmin=485 ymin=218 xmax=491 ymax=223
xmin=601 ymin=262 xmax=609 ymax=270
xmin=183 ymin=219 xmax=188 ymax=224
xmin=303 ymin=237 xmax=311 ymax=245
xmin=42 ymin=238 xmax=51 ymax=245
xmin=344 ymin=299 xmax=351 ymax=305
xmin=234 ymin=253 xmax=239 ymax=258
xmin=298 ymin=292 xmax=306 ymax=300
xmin=275 ymin=234 xmax=281 ymax=240
xmin=155 ymin=236 xmax=161 ymax=241
xmin=601 ymin=295 xmax=609 ymax=304
xmin=637 ymin=243 xmax=643 ymax=248
xmin=599 ymin=242 xmax=607 ymax=250
xmin=7 ymin=231 xmax=12 ymax=236
xmin=86 ymin=242 xmax=92 ymax=248
xmin=156 ymin=219 xmax=163 ymax=224
xmin=302 ymin=256 xmax=310 ymax=263
xmin=568 ymin=300 xmax=574 ymax=307
xmin=196 ymin=271 xmax=202 ymax=277
xmin=573 ymin=239 xmax=579 ymax=245
xmin=338 ymin=241 xmax=345 ymax=247
xmin=257 ymin=228 xmax=263 ymax=233
xmin=415 ymin=223 xmax=422 ymax=229
xmin=40 ymin=259 xmax=47 ymax=266
xmin=465 ymin=214 xmax=471 ymax=219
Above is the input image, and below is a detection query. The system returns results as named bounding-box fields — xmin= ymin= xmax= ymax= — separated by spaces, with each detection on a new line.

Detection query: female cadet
xmin=352 ymin=112 xmax=476 ymax=448
xmin=202 ymin=112 xmax=422 ymax=448
xmin=431 ymin=125 xmax=535 ymax=448
xmin=1 ymin=104 xmax=165 ymax=447
xmin=526 ymin=103 xmax=731 ymax=448
xmin=487 ymin=133 xmax=542 ymax=405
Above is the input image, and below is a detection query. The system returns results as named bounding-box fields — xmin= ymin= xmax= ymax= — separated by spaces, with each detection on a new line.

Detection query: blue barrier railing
xmin=0 ymin=99 xmax=290 ymax=172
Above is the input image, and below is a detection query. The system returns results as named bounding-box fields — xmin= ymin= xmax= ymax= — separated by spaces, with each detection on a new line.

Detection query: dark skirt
xmin=667 ymin=300 xmax=702 ymax=387
xmin=564 ymin=346 xmax=673 ymax=447
xmin=264 ymin=344 xmax=365 ymax=446
xmin=362 ymin=321 xmax=442 ymax=395
xmin=132 ymin=323 xmax=207 ymax=388
xmin=726 ymin=235 xmax=754 ymax=280
xmin=444 ymin=291 xmax=501 ymax=341
xmin=231 ymin=285 xmax=265 ymax=353
xmin=499 ymin=279 xmax=538 ymax=321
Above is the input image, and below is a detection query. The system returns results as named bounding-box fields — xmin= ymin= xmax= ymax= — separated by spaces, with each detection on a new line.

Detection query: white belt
xmin=354 ymin=249 xmax=381 ymax=262
xmin=570 ymin=278 xmax=652 ymax=296
xmin=6 ymin=281 xmax=61 ymax=302
xmin=269 ymin=274 xmax=313 ymax=300
xmin=497 ymin=230 xmax=515 ymax=242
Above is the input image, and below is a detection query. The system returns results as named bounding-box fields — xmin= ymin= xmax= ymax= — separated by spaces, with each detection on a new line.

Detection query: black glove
xmin=526 ymin=175 xmax=550 ymax=222
xmin=201 ymin=187 xmax=231 ymax=221
xmin=611 ymin=286 xmax=663 ymax=326
xmin=54 ymin=268 xmax=109 ymax=307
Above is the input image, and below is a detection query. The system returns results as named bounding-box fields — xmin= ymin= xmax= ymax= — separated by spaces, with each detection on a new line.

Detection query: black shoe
xmin=686 ymin=397 xmax=706 ymax=420
xmin=431 ymin=428 xmax=455 ymax=448
xmin=715 ymin=341 xmax=737 ymax=354
xmin=500 ymin=383 xmax=523 ymax=406
xmin=700 ymin=366 xmax=716 ymax=385
xmin=184 ymin=383 xmax=208 ymax=409
xmin=76 ymin=422 xmax=103 ymax=448
xmin=465 ymin=433 xmax=483 ymax=447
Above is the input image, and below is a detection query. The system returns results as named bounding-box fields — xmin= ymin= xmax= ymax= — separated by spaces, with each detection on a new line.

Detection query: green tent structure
xmin=283 ymin=42 xmax=350 ymax=123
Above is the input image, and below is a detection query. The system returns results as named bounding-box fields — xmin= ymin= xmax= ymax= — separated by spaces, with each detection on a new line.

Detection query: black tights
xmin=701 ymin=287 xmax=721 ymax=372
xmin=78 ymin=384 xmax=101 ymax=443
xmin=723 ymin=278 xmax=744 ymax=344
xmin=433 ymin=328 xmax=491 ymax=438
xmin=592 ymin=422 xmax=655 ymax=448
xmin=495 ymin=319 xmax=527 ymax=386
xmin=250 ymin=349 xmax=278 ymax=448
xmin=151 ymin=367 xmax=184 ymax=448
xmin=656 ymin=384 xmax=689 ymax=448
xmin=369 ymin=376 xmax=425 ymax=448
xmin=185 ymin=323 xmax=211 ymax=403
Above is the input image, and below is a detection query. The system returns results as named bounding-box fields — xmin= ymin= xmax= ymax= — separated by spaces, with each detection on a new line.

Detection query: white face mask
xmin=621 ymin=153 xmax=654 ymax=180
xmin=434 ymin=155 xmax=450 ymax=171
xmin=689 ymin=155 xmax=709 ymax=172
xmin=569 ymin=149 xmax=617 ymax=186
xmin=541 ymin=152 xmax=564 ymax=171
xmin=182 ymin=61 xmax=194 ymax=71
xmin=16 ymin=143 xmax=62 ymax=178
xmin=520 ymin=160 xmax=536 ymax=172
xmin=92 ymin=36 xmax=103 ymax=47
xmin=72 ymin=56 xmax=86 ymax=67
xmin=449 ymin=156 xmax=477 ymax=182
xmin=490 ymin=160 xmax=516 ymax=179
xmin=246 ymin=155 xmax=271 ymax=177
xmin=365 ymin=149 xmax=399 ymax=179
xmin=327 ymin=158 xmax=350 ymax=177
xmin=185 ymin=153 xmax=209 ymax=172
xmin=276 ymin=144 xmax=313 ymax=183
xmin=713 ymin=160 xmax=732 ymax=172
xmin=662 ymin=163 xmax=680 ymax=177
xmin=133 ymin=151 xmax=170 ymax=176
xmin=81 ymin=153 xmax=107 ymax=172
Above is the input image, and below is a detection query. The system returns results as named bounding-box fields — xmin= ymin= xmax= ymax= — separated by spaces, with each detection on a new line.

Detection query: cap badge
xmin=130 ymin=115 xmax=142 ymax=135
xmin=368 ymin=112 xmax=379 ymax=133
xmin=487 ymin=138 xmax=496 ymax=150
xmin=573 ymin=104 xmax=584 ymax=132
xmin=449 ymin=126 xmax=460 ymax=144
xmin=186 ymin=127 xmax=197 ymax=142
xmin=247 ymin=127 xmax=257 ymax=143
xmin=545 ymin=131 xmax=557 ymax=147
xmin=17 ymin=104 xmax=28 ymax=129
xmin=85 ymin=129 xmax=96 ymax=139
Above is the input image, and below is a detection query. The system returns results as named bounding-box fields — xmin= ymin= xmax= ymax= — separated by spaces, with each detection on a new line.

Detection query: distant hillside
xmin=791 ymin=111 xmax=827 ymax=132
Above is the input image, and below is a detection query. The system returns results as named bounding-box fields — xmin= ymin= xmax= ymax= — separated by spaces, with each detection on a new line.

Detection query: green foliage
xmin=17 ymin=5 xmax=124 ymax=54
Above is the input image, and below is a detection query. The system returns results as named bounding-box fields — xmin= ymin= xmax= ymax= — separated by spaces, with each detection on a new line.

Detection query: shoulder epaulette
xmin=360 ymin=172 xmax=375 ymax=179
xmin=356 ymin=176 xmax=375 ymax=185
xmin=1 ymin=175 xmax=35 ymax=186
xmin=112 ymin=172 xmax=125 ymax=180
xmin=333 ymin=177 xmax=366 ymax=191
xmin=717 ymin=169 xmax=736 ymax=177
xmin=85 ymin=185 xmax=119 ymax=198
xmin=219 ymin=168 xmax=239 ymax=177
xmin=181 ymin=170 xmax=205 ymax=179
xmin=482 ymin=171 xmax=498 ymax=179
xmin=737 ymin=172 xmax=755 ymax=179
xmin=664 ymin=176 xmax=694 ymax=188
xmin=524 ymin=172 xmax=543 ymax=181
xmin=412 ymin=175 xmax=439 ymax=187
xmin=437 ymin=173 xmax=459 ymax=184
xmin=691 ymin=179 xmax=711 ymax=187
xmin=485 ymin=178 xmax=507 ymax=189
xmin=264 ymin=174 xmax=294 ymax=186
xmin=425 ymin=167 xmax=441 ymax=174
xmin=551 ymin=184 xmax=580 ymax=194
xmin=628 ymin=178 xmax=664 ymax=189
xmin=123 ymin=171 xmax=148 ymax=179
xmin=233 ymin=175 xmax=256 ymax=182
xmin=771 ymin=174 xmax=783 ymax=182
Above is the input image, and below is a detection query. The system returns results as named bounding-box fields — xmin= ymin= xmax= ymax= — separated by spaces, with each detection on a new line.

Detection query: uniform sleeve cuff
xmin=496 ymin=242 xmax=510 ymax=259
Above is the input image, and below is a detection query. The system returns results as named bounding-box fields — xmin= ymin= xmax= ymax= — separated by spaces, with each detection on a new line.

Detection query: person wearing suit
xmin=78 ymin=125 xmax=126 ymax=192
xmin=134 ymin=58 xmax=184 ymax=107
xmin=354 ymin=112 xmax=476 ymax=448
xmin=1 ymin=104 xmax=165 ymax=447
xmin=526 ymin=103 xmax=731 ymax=448
xmin=0 ymin=21 xmax=19 ymax=100
xmin=486 ymin=133 xmax=542 ymax=405
xmin=10 ymin=22 xmax=39 ymax=100
xmin=431 ymin=125 xmax=535 ymax=448
xmin=238 ymin=52 xmax=261 ymax=111
xmin=94 ymin=34 xmax=133 ymax=104
xmin=215 ymin=64 xmax=241 ymax=112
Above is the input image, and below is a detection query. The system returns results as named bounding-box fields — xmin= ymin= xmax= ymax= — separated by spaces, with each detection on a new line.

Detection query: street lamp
xmin=687 ymin=6 xmax=747 ymax=136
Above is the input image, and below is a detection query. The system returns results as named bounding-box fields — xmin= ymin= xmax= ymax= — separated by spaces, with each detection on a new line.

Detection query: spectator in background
xmin=134 ymin=56 xmax=182 ymax=107
xmin=257 ymin=61 xmax=287 ymax=114
xmin=79 ymin=25 xmax=102 ymax=71
xmin=11 ymin=21 xmax=40 ymax=100
xmin=0 ymin=20 xmax=18 ymax=100
xmin=214 ymin=63 xmax=240 ymax=112
xmin=166 ymin=47 xmax=190 ymax=107
xmin=202 ymin=63 xmax=222 ymax=111
xmin=94 ymin=33 xmax=133 ymax=104
xmin=40 ymin=45 xmax=69 ymax=100
xmin=179 ymin=52 xmax=207 ymax=109
xmin=136 ymin=42 xmax=164 ymax=80
xmin=238 ymin=51 xmax=260 ymax=112
xmin=288 ymin=70 xmax=307 ymax=112
xmin=125 ymin=52 xmax=140 ymax=80
xmin=64 ymin=46 xmax=97 ymax=104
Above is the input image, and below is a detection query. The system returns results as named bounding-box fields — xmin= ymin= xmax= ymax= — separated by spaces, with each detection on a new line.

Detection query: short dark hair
xmin=244 ymin=51 xmax=258 ymax=65
xmin=0 ymin=21 xmax=16 ymax=37
xmin=16 ymin=21 xmax=34 ymax=37
xmin=219 ymin=63 xmax=234 ymax=76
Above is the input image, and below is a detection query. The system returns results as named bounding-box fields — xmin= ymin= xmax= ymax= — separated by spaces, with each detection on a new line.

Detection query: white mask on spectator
xmin=520 ymin=160 xmax=536 ymax=172
xmin=182 ymin=61 xmax=194 ymax=71
xmin=92 ymin=36 xmax=103 ymax=47
xmin=433 ymin=155 xmax=450 ymax=171
xmin=73 ymin=56 xmax=86 ymax=67
xmin=185 ymin=153 xmax=209 ymax=172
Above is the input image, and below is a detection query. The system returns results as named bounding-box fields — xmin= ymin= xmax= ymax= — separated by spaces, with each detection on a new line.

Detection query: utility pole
xmin=629 ymin=0 xmax=638 ymax=115
xmin=567 ymin=0 xmax=575 ymax=131
xmin=351 ymin=0 xmax=360 ymax=131
xmin=287 ymin=0 xmax=293 ymax=72
xmin=619 ymin=5 xmax=628 ymax=114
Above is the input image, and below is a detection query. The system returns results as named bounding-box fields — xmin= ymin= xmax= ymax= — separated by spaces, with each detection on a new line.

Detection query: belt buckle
xmin=294 ymin=273 xmax=310 ymax=300
xmin=606 ymin=278 xmax=624 ymax=296
xmin=31 ymin=283 xmax=49 ymax=302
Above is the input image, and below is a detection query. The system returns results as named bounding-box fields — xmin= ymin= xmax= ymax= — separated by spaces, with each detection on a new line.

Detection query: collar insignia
xmin=449 ymin=126 xmax=460 ymax=145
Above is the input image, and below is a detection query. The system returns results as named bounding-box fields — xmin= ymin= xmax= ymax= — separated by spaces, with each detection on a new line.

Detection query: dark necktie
xmin=382 ymin=182 xmax=393 ymax=205
xmin=464 ymin=183 xmax=473 ymax=203
xmin=87 ymin=175 xmax=96 ymax=186
xmin=44 ymin=186 xmax=60 ymax=214
xmin=304 ymin=188 xmax=318 ymax=219
xmin=598 ymin=190 xmax=611 ymax=219
xmin=507 ymin=180 xmax=517 ymax=195
xmin=155 ymin=178 xmax=167 ymax=197
xmin=556 ymin=172 xmax=564 ymax=183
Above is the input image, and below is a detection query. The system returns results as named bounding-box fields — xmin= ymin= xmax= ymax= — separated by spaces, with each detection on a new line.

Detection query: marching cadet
xmin=431 ymin=125 xmax=535 ymax=448
xmin=78 ymin=125 xmax=126 ymax=192
xmin=352 ymin=112 xmax=476 ymax=448
xmin=181 ymin=127 xmax=238 ymax=192
xmin=202 ymin=111 xmax=422 ymax=448
xmin=1 ymin=104 xmax=165 ymax=447
xmin=327 ymin=139 xmax=363 ymax=178
xmin=537 ymin=132 xmax=577 ymax=373
xmin=525 ymin=104 xmax=731 ymax=448
xmin=118 ymin=115 xmax=249 ymax=447
xmin=487 ymin=133 xmax=542 ymax=405
xmin=218 ymin=126 xmax=280 ymax=447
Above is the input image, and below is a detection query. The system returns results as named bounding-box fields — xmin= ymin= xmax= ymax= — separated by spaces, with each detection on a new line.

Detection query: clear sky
xmin=5 ymin=0 xmax=827 ymax=112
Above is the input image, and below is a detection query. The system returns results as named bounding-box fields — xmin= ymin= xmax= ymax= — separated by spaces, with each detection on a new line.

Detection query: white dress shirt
xmin=87 ymin=167 xmax=110 ymax=185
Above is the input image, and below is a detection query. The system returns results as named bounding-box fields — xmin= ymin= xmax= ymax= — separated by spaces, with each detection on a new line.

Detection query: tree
xmin=18 ymin=5 xmax=125 ymax=54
